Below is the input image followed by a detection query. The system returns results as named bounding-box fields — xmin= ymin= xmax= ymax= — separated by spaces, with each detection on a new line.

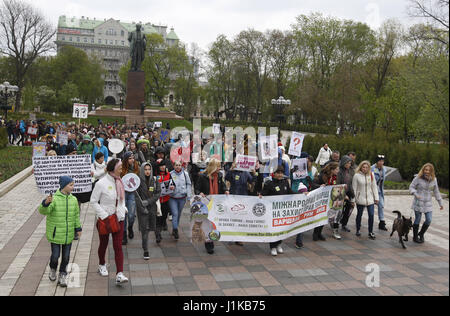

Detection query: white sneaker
xmin=270 ymin=248 xmax=278 ymax=256
xmin=115 ymin=272 xmax=129 ymax=284
xmin=168 ymin=215 xmax=173 ymax=221
xmin=276 ymin=245 xmax=284 ymax=254
xmin=333 ymin=229 xmax=342 ymax=240
xmin=98 ymin=264 xmax=108 ymax=277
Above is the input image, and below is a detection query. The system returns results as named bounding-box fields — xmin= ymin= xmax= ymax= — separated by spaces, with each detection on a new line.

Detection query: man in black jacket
xmin=260 ymin=165 xmax=294 ymax=256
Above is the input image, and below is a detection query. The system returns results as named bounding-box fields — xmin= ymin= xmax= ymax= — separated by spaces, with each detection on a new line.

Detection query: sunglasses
xmin=378 ymin=155 xmax=385 ymax=159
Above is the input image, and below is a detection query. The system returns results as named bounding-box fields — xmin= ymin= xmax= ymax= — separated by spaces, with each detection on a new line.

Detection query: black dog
xmin=390 ymin=211 xmax=413 ymax=249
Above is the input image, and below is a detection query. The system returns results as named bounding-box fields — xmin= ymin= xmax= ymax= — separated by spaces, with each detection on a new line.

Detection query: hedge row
xmin=0 ymin=128 xmax=7 ymax=150
xmin=301 ymin=135 xmax=449 ymax=189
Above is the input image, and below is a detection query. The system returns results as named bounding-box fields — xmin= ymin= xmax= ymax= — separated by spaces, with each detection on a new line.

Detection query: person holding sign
xmin=260 ymin=165 xmax=295 ymax=256
xmin=90 ymin=159 xmax=129 ymax=285
xmin=120 ymin=152 xmax=140 ymax=245
xmin=169 ymin=161 xmax=193 ymax=240
xmin=195 ymin=159 xmax=229 ymax=254
xmin=39 ymin=176 xmax=82 ymax=287
xmin=155 ymin=159 xmax=173 ymax=243
xmin=135 ymin=162 xmax=161 ymax=260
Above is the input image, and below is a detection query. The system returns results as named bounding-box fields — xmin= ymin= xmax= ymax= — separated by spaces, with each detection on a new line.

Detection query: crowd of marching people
xmin=18 ymin=118 xmax=444 ymax=288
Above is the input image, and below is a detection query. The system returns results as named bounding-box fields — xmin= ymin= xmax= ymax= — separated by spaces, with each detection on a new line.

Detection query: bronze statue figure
xmin=128 ymin=24 xmax=146 ymax=71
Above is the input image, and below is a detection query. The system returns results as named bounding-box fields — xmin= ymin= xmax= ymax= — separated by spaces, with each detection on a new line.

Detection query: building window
xmin=84 ymin=37 xmax=87 ymax=43
xmin=98 ymin=39 xmax=101 ymax=44
xmin=91 ymin=38 xmax=94 ymax=43
xmin=62 ymin=36 xmax=65 ymax=41
xmin=115 ymin=40 xmax=117 ymax=45
xmin=121 ymin=41 xmax=124 ymax=46
xmin=77 ymin=37 xmax=80 ymax=42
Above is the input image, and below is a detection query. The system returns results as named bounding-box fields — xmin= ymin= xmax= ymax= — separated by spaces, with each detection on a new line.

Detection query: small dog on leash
xmin=390 ymin=211 xmax=413 ymax=249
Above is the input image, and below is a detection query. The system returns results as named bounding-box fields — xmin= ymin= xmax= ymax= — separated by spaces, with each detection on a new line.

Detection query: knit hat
xmin=59 ymin=176 xmax=74 ymax=190
xmin=298 ymin=182 xmax=308 ymax=194
xmin=83 ymin=135 xmax=91 ymax=141
xmin=123 ymin=151 xmax=134 ymax=161
xmin=375 ymin=154 xmax=385 ymax=163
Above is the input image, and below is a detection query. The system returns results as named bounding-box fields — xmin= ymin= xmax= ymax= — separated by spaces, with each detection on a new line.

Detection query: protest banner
xmin=292 ymin=158 xmax=308 ymax=180
xmin=56 ymin=131 xmax=68 ymax=146
xmin=189 ymin=195 xmax=218 ymax=244
xmin=207 ymin=185 xmax=345 ymax=243
xmin=288 ymin=132 xmax=305 ymax=157
xmin=72 ymin=103 xmax=89 ymax=119
xmin=32 ymin=142 xmax=46 ymax=157
xmin=235 ymin=155 xmax=257 ymax=172
xmin=32 ymin=155 xmax=92 ymax=195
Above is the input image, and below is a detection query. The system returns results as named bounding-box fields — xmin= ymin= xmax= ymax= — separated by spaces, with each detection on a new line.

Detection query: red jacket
xmin=157 ymin=171 xmax=171 ymax=203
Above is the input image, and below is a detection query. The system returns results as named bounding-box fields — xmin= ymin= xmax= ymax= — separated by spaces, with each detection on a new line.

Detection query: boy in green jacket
xmin=39 ymin=176 xmax=82 ymax=287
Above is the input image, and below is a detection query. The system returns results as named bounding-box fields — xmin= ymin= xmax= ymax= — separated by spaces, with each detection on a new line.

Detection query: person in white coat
xmin=315 ymin=144 xmax=332 ymax=168
xmin=92 ymin=152 xmax=107 ymax=183
xmin=352 ymin=160 xmax=379 ymax=240
xmin=90 ymin=158 xmax=129 ymax=285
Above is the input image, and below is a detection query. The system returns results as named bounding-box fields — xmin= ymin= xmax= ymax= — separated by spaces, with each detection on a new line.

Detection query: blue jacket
xmin=225 ymin=170 xmax=256 ymax=195
xmin=371 ymin=164 xmax=386 ymax=195
xmin=19 ymin=120 xmax=25 ymax=133
xmin=92 ymin=138 xmax=109 ymax=163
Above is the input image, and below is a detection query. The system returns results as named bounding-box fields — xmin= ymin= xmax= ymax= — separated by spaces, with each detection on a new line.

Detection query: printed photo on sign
xmin=160 ymin=179 xmax=175 ymax=196
xmin=259 ymin=135 xmax=278 ymax=161
xmin=56 ymin=131 xmax=68 ymax=146
xmin=213 ymin=123 xmax=221 ymax=134
xmin=189 ymin=195 xmax=217 ymax=243
xmin=292 ymin=158 xmax=308 ymax=180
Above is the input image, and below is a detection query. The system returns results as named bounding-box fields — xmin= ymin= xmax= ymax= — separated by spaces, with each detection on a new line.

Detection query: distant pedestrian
xmin=39 ymin=176 xmax=82 ymax=287
xmin=315 ymin=143 xmax=332 ymax=168
xmin=372 ymin=155 xmax=387 ymax=231
xmin=409 ymin=163 xmax=444 ymax=244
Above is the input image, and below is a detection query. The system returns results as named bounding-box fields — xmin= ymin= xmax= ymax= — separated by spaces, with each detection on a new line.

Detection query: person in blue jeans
xmin=352 ymin=161 xmax=379 ymax=240
xmin=169 ymin=161 xmax=192 ymax=240
xmin=371 ymin=155 xmax=387 ymax=231
xmin=121 ymin=151 xmax=140 ymax=245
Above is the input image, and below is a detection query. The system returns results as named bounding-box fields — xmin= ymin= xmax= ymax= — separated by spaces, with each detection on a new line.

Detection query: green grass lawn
xmin=0 ymin=146 xmax=32 ymax=184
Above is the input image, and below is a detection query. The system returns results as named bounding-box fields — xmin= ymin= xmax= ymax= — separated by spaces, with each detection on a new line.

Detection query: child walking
xmin=39 ymin=176 xmax=82 ymax=287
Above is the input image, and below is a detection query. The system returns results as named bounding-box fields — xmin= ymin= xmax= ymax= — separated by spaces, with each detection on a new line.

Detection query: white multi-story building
xmin=55 ymin=15 xmax=179 ymax=106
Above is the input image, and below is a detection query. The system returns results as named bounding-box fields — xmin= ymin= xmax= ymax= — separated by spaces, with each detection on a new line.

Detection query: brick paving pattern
xmin=0 ymin=178 xmax=448 ymax=296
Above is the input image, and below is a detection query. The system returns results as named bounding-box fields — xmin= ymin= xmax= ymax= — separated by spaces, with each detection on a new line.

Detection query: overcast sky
xmin=36 ymin=0 xmax=414 ymax=51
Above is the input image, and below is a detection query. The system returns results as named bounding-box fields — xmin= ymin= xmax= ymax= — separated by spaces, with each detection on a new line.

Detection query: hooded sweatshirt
xmin=337 ymin=155 xmax=355 ymax=201
xmin=92 ymin=138 xmax=109 ymax=163
xmin=170 ymin=168 xmax=193 ymax=200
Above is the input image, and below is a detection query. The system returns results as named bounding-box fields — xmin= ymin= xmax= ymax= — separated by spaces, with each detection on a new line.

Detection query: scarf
xmin=109 ymin=161 xmax=125 ymax=202
xmin=209 ymin=172 xmax=219 ymax=195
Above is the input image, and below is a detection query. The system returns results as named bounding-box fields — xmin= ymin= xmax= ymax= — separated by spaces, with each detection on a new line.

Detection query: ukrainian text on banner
xmin=207 ymin=185 xmax=344 ymax=243
xmin=32 ymin=155 xmax=92 ymax=195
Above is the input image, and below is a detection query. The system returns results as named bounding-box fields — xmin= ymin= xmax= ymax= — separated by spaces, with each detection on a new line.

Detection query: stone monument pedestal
xmin=126 ymin=71 xmax=145 ymax=110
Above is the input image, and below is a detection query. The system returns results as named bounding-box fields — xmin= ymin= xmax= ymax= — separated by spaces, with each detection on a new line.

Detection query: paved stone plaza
xmin=0 ymin=175 xmax=448 ymax=296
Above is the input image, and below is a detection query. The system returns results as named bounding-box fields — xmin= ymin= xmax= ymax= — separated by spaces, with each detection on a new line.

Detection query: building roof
xmin=58 ymin=16 xmax=170 ymax=36
xmin=166 ymin=28 xmax=179 ymax=40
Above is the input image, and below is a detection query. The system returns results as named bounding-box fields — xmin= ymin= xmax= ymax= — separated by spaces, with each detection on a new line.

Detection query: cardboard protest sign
xmin=72 ymin=103 xmax=89 ymax=119
xmin=291 ymin=158 xmax=308 ymax=180
xmin=259 ymin=134 xmax=278 ymax=161
xmin=32 ymin=155 xmax=92 ymax=195
xmin=235 ymin=155 xmax=257 ymax=172
xmin=160 ymin=178 xmax=175 ymax=196
xmin=27 ymin=127 xmax=38 ymax=135
xmin=213 ymin=123 xmax=221 ymax=134
xmin=288 ymin=132 xmax=305 ymax=157
xmin=32 ymin=142 xmax=47 ymax=157
xmin=56 ymin=131 xmax=68 ymax=146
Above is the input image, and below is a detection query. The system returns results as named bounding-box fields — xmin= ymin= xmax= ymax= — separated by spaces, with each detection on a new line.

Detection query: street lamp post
xmin=271 ymin=96 xmax=290 ymax=138
xmin=0 ymin=82 xmax=19 ymax=121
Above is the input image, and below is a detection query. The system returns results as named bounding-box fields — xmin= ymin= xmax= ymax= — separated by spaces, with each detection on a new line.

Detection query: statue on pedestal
xmin=128 ymin=24 xmax=146 ymax=71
